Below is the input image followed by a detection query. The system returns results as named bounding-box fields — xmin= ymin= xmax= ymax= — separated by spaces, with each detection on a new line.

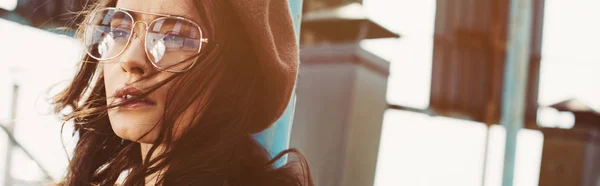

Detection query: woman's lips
xmin=114 ymin=97 xmax=157 ymax=110
xmin=113 ymin=85 xmax=157 ymax=110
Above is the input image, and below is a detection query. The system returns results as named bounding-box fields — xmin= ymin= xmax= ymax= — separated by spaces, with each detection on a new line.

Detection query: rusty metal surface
xmin=430 ymin=0 xmax=510 ymax=123
xmin=539 ymin=128 xmax=600 ymax=186
xmin=428 ymin=0 xmax=544 ymax=128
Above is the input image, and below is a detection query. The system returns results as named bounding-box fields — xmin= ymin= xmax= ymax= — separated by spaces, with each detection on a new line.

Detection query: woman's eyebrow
xmin=167 ymin=12 xmax=200 ymax=23
xmin=125 ymin=9 xmax=197 ymax=22
xmin=126 ymin=11 xmax=157 ymax=21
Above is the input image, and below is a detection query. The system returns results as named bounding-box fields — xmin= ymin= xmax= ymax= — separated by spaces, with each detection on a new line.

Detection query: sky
xmin=0 ymin=0 xmax=17 ymax=11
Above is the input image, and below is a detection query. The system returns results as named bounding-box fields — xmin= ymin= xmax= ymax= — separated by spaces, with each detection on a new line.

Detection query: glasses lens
xmin=146 ymin=17 xmax=202 ymax=71
xmin=84 ymin=9 xmax=132 ymax=60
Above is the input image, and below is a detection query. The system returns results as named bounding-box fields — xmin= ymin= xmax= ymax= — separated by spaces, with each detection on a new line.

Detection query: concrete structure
xmin=291 ymin=43 xmax=389 ymax=186
xmin=289 ymin=3 xmax=397 ymax=186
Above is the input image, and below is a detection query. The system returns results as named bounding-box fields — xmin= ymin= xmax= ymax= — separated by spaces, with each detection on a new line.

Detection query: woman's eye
xmin=164 ymin=34 xmax=182 ymax=42
xmin=163 ymin=33 xmax=185 ymax=49
xmin=110 ymin=28 xmax=130 ymax=41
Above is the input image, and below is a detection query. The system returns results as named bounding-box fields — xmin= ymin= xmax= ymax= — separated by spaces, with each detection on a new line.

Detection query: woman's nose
xmin=119 ymin=33 xmax=153 ymax=76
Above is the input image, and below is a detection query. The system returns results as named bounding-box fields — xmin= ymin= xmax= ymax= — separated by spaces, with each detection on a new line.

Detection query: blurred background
xmin=1 ymin=0 xmax=599 ymax=185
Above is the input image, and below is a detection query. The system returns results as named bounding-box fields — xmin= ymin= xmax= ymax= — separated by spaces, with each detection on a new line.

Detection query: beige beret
xmin=228 ymin=0 xmax=299 ymax=133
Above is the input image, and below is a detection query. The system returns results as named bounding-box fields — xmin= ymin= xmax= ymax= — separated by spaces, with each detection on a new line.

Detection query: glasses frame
xmin=84 ymin=7 xmax=209 ymax=73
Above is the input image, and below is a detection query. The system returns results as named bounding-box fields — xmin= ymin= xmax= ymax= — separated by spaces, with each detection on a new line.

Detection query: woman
xmin=51 ymin=0 xmax=312 ymax=185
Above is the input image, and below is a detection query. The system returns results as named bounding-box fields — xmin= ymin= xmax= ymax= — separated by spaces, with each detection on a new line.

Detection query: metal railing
xmin=0 ymin=123 xmax=54 ymax=183
xmin=1 ymin=84 xmax=53 ymax=185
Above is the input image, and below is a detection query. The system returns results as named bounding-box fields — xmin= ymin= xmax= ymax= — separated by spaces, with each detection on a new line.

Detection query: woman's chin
xmin=108 ymin=112 xmax=161 ymax=143
xmin=112 ymin=125 xmax=159 ymax=143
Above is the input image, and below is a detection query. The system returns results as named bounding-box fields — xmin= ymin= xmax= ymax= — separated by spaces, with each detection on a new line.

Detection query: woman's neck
xmin=140 ymin=143 xmax=167 ymax=186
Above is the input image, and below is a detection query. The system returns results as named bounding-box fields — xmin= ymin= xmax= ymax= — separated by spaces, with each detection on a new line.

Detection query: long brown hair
xmin=52 ymin=0 xmax=312 ymax=185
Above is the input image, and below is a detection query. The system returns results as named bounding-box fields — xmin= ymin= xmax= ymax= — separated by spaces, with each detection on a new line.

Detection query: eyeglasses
xmin=83 ymin=7 xmax=208 ymax=72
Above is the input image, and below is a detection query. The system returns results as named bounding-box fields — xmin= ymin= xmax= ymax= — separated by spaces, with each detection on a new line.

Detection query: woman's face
xmin=103 ymin=0 xmax=200 ymax=143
